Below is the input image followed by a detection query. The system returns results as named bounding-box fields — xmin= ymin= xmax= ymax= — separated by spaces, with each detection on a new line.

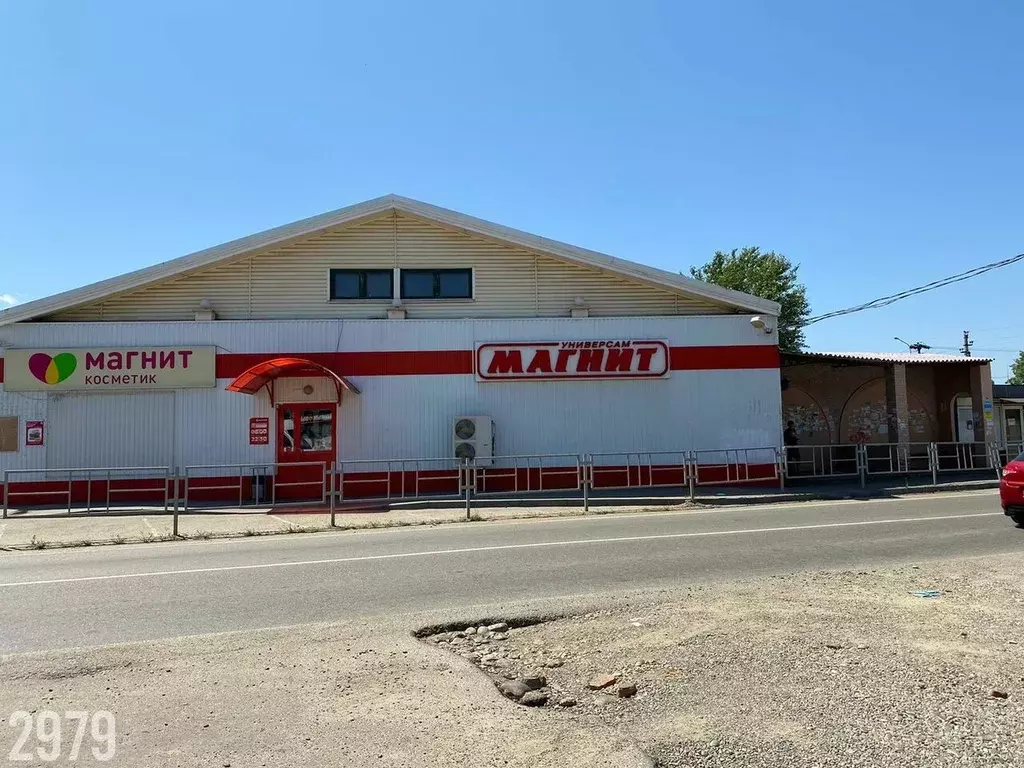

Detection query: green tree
xmin=690 ymin=247 xmax=810 ymax=352
xmin=1008 ymin=351 xmax=1024 ymax=385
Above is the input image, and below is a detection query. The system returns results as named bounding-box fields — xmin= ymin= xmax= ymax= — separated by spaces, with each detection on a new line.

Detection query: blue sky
xmin=1 ymin=1 xmax=1021 ymax=378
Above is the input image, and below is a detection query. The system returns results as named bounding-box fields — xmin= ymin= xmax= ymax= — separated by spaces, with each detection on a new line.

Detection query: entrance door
xmin=276 ymin=403 xmax=336 ymax=502
xmin=955 ymin=396 xmax=975 ymax=443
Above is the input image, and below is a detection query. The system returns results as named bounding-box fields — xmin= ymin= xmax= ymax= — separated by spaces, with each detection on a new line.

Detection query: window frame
xmin=328 ymin=269 xmax=394 ymax=301
xmin=399 ymin=268 xmax=474 ymax=301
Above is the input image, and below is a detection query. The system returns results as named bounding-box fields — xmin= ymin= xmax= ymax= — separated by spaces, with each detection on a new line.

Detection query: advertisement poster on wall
xmin=25 ymin=420 xmax=44 ymax=447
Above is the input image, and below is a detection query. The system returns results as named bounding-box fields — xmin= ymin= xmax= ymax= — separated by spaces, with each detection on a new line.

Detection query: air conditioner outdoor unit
xmin=453 ymin=416 xmax=494 ymax=465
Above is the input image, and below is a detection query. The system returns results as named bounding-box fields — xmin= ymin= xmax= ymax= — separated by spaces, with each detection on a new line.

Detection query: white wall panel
xmin=3 ymin=314 xmax=778 ymax=353
xmin=337 ymin=370 xmax=780 ymax=461
xmin=173 ymin=386 xmax=274 ymax=468
xmin=0 ymin=388 xmax=48 ymax=473
xmin=1 ymin=315 xmax=781 ymax=470
xmin=47 ymin=392 xmax=174 ymax=469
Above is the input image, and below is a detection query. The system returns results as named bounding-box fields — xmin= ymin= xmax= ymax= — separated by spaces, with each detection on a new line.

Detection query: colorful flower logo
xmin=28 ymin=353 xmax=77 ymax=385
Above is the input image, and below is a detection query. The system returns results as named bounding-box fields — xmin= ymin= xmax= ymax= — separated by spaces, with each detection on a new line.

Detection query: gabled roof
xmin=0 ymin=194 xmax=779 ymax=325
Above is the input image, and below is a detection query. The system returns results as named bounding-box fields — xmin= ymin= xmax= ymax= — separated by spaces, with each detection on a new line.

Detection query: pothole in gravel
xmin=418 ymin=613 xmax=648 ymax=711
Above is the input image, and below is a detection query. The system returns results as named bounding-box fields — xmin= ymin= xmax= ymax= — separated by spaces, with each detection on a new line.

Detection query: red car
xmin=1000 ymin=451 xmax=1024 ymax=526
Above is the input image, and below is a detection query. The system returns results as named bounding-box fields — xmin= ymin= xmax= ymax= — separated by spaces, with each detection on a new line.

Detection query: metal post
xmin=172 ymin=469 xmax=180 ymax=538
xmin=171 ymin=467 xmax=179 ymax=526
xmin=105 ymin=468 xmax=112 ymax=514
xmin=858 ymin=444 xmax=866 ymax=488
xmin=329 ymin=464 xmax=337 ymax=528
xmin=2 ymin=470 xmax=8 ymax=519
xmin=778 ymin=448 xmax=785 ymax=490
xmin=182 ymin=469 xmax=190 ymax=515
xmin=688 ymin=453 xmax=697 ymax=501
xmin=582 ymin=455 xmax=590 ymax=513
xmin=464 ymin=460 xmax=472 ymax=520
xmin=930 ymin=442 xmax=938 ymax=486
xmin=68 ymin=471 xmax=73 ymax=515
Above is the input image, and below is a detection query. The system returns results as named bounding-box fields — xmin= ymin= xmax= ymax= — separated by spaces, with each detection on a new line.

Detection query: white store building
xmin=0 ymin=195 xmax=781 ymax=504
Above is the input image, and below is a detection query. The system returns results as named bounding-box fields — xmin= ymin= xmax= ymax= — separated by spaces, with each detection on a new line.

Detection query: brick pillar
xmin=970 ymin=362 xmax=994 ymax=442
xmin=885 ymin=363 xmax=911 ymax=445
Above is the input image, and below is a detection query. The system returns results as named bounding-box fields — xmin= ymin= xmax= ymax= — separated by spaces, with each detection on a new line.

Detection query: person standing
xmin=784 ymin=420 xmax=800 ymax=473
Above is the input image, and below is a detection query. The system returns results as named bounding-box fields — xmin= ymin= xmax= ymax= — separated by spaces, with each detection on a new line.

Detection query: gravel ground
xmin=427 ymin=555 xmax=1024 ymax=768
xmin=3 ymin=553 xmax=1021 ymax=766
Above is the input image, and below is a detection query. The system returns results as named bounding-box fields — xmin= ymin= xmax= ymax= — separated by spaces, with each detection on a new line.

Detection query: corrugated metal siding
xmin=536 ymin=259 xmax=696 ymax=317
xmin=2 ymin=316 xmax=780 ymax=469
xmin=338 ymin=369 xmax=780 ymax=461
xmin=8 ymin=314 xmax=775 ymax=352
xmin=47 ymin=392 xmax=175 ymax=469
xmin=0 ymin=387 xmax=47 ymax=473
xmin=174 ymin=386 xmax=274 ymax=468
xmin=46 ymin=213 xmax=730 ymax=322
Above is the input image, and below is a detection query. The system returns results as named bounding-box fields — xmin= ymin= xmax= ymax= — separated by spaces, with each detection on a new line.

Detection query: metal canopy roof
xmin=783 ymin=351 xmax=994 ymax=365
xmin=225 ymin=357 xmax=360 ymax=402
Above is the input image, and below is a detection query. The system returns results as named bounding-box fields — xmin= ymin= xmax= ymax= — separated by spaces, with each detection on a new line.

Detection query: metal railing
xmin=691 ymin=447 xmax=781 ymax=488
xmin=588 ymin=450 xmax=690 ymax=492
xmin=931 ymin=442 xmax=992 ymax=475
xmin=1 ymin=440 xmax=1010 ymax=527
xmin=472 ymin=453 xmax=583 ymax=495
xmin=784 ymin=441 xmax=1004 ymax=486
xmin=861 ymin=442 xmax=934 ymax=477
xmin=784 ymin=444 xmax=860 ymax=480
xmin=333 ymin=457 xmax=465 ymax=503
xmin=996 ymin=441 xmax=1024 ymax=467
xmin=2 ymin=466 xmax=171 ymax=518
xmin=181 ymin=461 xmax=327 ymax=512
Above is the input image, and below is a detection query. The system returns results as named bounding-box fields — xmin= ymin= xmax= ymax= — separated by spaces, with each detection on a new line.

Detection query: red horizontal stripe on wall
xmin=669 ymin=344 xmax=779 ymax=371
xmin=215 ymin=345 xmax=778 ymax=379
xmin=0 ymin=346 xmax=778 ymax=384
xmin=215 ymin=351 xmax=474 ymax=379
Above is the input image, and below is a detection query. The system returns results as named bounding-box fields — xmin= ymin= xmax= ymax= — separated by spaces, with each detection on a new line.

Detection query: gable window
xmin=329 ymin=269 xmax=393 ymax=300
xmin=400 ymin=268 xmax=473 ymax=300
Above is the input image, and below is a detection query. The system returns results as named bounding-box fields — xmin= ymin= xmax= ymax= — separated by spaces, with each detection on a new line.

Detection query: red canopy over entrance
xmin=225 ymin=357 xmax=360 ymax=403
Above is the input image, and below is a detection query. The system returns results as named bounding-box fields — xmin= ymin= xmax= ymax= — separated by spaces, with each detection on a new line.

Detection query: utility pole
xmin=960 ymin=330 xmax=973 ymax=357
xmin=894 ymin=337 xmax=931 ymax=354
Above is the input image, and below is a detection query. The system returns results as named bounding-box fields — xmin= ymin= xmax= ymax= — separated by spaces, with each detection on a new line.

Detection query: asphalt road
xmin=1 ymin=491 xmax=1020 ymax=654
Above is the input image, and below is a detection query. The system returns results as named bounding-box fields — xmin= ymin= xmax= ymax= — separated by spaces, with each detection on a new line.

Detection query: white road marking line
xmin=0 ymin=511 xmax=1001 ymax=588
xmin=141 ymin=517 xmax=160 ymax=536
xmin=0 ymin=489 xmax=999 ymax=558
xmin=0 ymin=522 xmax=6 ymax=542
xmin=267 ymin=514 xmax=294 ymax=528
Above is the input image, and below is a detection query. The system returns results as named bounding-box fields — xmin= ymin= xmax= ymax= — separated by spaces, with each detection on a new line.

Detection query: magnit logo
xmin=28 ymin=352 xmax=77 ymax=385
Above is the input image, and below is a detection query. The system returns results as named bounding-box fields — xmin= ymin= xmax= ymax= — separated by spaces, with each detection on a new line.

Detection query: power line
xmin=803 ymin=251 xmax=1024 ymax=327
xmin=931 ymin=346 xmax=1021 ymax=353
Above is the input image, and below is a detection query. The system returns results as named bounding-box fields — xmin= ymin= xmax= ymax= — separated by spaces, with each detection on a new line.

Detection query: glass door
xmin=276 ymin=404 xmax=335 ymax=502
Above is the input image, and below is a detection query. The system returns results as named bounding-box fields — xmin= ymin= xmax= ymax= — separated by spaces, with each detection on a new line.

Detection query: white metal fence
xmin=784 ymin=441 xmax=1006 ymax=485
